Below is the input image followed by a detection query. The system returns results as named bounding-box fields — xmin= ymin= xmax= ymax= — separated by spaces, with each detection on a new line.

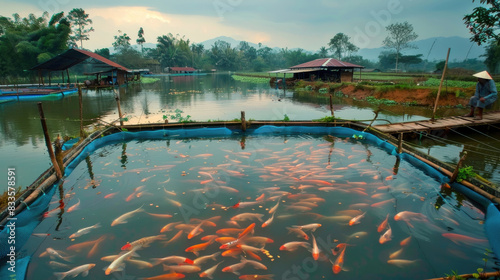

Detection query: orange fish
xmin=185 ymin=241 xmax=213 ymax=256
xmin=442 ymin=233 xmax=489 ymax=245
xmin=104 ymin=192 xmax=118 ymax=199
xmin=377 ymin=213 xmax=390 ymax=233
xmin=400 ymin=236 xmax=412 ymax=246
xmin=142 ymin=272 xmax=185 ymax=280
xmin=311 ymin=233 xmax=320 ymax=260
xmin=222 ymin=248 xmax=243 ymax=258
xmin=239 ymin=275 xmax=274 ymax=280
xmin=238 ymin=223 xmax=256 ymax=239
xmin=348 ymin=212 xmax=366 ymax=226
xmin=332 ymin=247 xmax=346 ymax=274
xmin=67 ymin=199 xmax=80 ymax=212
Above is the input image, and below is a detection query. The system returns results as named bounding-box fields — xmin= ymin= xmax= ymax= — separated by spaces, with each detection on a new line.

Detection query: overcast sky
xmin=2 ymin=0 xmax=484 ymax=51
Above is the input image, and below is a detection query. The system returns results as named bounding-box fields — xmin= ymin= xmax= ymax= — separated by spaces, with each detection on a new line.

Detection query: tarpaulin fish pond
xmin=1 ymin=126 xmax=499 ymax=280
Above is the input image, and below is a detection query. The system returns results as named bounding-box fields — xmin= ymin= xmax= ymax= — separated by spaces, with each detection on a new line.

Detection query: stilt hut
xmin=30 ymin=48 xmax=131 ymax=87
xmin=269 ymin=58 xmax=364 ymax=83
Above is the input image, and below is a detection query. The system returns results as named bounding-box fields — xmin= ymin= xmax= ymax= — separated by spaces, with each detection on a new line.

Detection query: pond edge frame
xmin=1 ymin=120 xmax=499 ymax=229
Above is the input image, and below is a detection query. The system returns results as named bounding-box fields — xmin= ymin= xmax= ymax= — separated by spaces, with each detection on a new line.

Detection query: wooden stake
xmin=450 ymin=150 xmax=467 ymax=183
xmin=114 ymin=89 xmax=124 ymax=126
xmin=329 ymin=94 xmax=334 ymax=116
xmin=241 ymin=111 xmax=246 ymax=132
xmin=432 ymin=48 xmax=451 ymax=121
xmin=37 ymin=102 xmax=63 ymax=179
xmin=78 ymin=85 xmax=84 ymax=137
xmin=397 ymin=133 xmax=403 ymax=154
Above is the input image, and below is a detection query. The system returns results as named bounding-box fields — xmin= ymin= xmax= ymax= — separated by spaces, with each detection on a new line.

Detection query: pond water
xmin=0 ymin=73 xmax=499 ymax=190
xmin=21 ymin=130 xmax=494 ymax=280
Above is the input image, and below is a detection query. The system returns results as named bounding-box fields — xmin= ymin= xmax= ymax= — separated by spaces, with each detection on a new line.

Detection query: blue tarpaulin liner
xmin=0 ymin=185 xmax=56 ymax=280
xmin=3 ymin=125 xmax=500 ymax=279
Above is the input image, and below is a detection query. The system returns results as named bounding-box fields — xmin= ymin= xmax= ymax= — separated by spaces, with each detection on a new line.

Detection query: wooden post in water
xmin=432 ymin=48 xmax=451 ymax=121
xmin=78 ymin=85 xmax=84 ymax=137
xmin=114 ymin=89 xmax=124 ymax=126
xmin=450 ymin=150 xmax=467 ymax=183
xmin=329 ymin=94 xmax=334 ymax=116
xmin=397 ymin=133 xmax=403 ymax=154
xmin=241 ymin=111 xmax=246 ymax=132
xmin=37 ymin=102 xmax=63 ymax=179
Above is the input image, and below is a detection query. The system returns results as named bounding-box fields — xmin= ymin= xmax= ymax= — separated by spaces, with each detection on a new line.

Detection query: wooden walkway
xmin=372 ymin=110 xmax=500 ymax=134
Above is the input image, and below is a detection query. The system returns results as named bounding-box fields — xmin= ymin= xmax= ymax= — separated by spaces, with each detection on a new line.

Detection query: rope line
xmin=464 ymin=125 xmax=500 ymax=144
xmin=448 ymin=128 xmax=500 ymax=153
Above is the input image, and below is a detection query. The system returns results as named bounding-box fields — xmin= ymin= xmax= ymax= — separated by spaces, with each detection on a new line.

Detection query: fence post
xmin=38 ymin=102 xmax=63 ymax=179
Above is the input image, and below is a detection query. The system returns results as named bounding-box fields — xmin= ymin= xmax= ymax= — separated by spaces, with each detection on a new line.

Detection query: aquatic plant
xmin=313 ymin=116 xmax=337 ymax=122
xmin=318 ymin=88 xmax=329 ymax=94
xmin=231 ymin=75 xmax=270 ymax=84
xmin=456 ymin=165 xmax=477 ymax=182
xmin=140 ymin=77 xmax=161 ymax=84
xmin=365 ymin=96 xmax=398 ymax=105
xmin=163 ymin=109 xmax=193 ymax=123
xmin=283 ymin=114 xmax=290 ymax=122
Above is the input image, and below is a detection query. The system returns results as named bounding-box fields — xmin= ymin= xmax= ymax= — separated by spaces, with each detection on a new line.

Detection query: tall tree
xmin=67 ymin=8 xmax=94 ymax=49
xmin=137 ymin=27 xmax=146 ymax=54
xmin=482 ymin=41 xmax=500 ymax=73
xmin=383 ymin=21 xmax=418 ymax=72
xmin=464 ymin=0 xmax=500 ymax=45
xmin=328 ymin=33 xmax=359 ymax=60
xmin=317 ymin=46 xmax=329 ymax=58
xmin=113 ymin=30 xmax=131 ymax=52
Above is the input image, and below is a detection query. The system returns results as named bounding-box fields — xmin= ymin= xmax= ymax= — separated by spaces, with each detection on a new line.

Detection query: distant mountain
xmin=197 ymin=36 xmax=262 ymax=50
xmin=357 ymin=36 xmax=486 ymax=62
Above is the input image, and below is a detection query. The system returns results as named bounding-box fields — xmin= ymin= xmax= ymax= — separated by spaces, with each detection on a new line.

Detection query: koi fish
xmin=193 ymin=252 xmax=221 ymax=266
xmin=105 ymin=248 xmax=140 ymax=275
xmin=199 ymin=261 xmax=223 ymax=279
xmin=67 ymin=199 xmax=80 ymax=212
xmin=332 ymin=247 xmax=346 ymax=274
xmin=400 ymin=236 xmax=412 ymax=246
xmin=238 ymin=223 xmax=256 ymax=239
xmin=291 ymin=223 xmax=322 ymax=232
xmin=394 ymin=211 xmax=428 ymax=228
xmin=311 ymin=233 xmax=320 ymax=260
xmin=389 ymin=248 xmax=404 ymax=259
xmin=151 ymin=256 xmax=194 ymax=266
xmin=40 ymin=248 xmax=73 ymax=262
xmin=268 ymin=200 xmax=280 ymax=214
xmin=261 ymin=214 xmax=275 ymax=228
xmin=442 ymin=233 xmax=489 ymax=245
xmin=141 ymin=273 xmax=185 ymax=280
xmin=387 ymin=259 xmax=419 ymax=268
xmin=239 ymin=275 xmax=275 ymax=280
xmin=231 ymin=213 xmax=264 ymax=222
xmin=122 ymin=235 xmax=167 ymax=250
xmin=379 ymin=225 xmax=392 ymax=244
xmin=162 ymin=264 xmax=201 ymax=274
xmin=286 ymin=227 xmax=309 ymax=240
xmin=185 ymin=241 xmax=213 ymax=256
xmin=69 ymin=223 xmax=100 ymax=239
xmin=111 ymin=205 xmax=144 ymax=226
xmin=53 ymin=264 xmax=95 ymax=280
xmin=222 ymin=257 xmax=248 ymax=275
xmin=348 ymin=212 xmax=366 ymax=226
xmin=377 ymin=213 xmax=390 ymax=233
xmin=279 ymin=241 xmax=311 ymax=252
xmin=104 ymin=192 xmax=118 ymax=199
xmin=160 ymin=222 xmax=182 ymax=233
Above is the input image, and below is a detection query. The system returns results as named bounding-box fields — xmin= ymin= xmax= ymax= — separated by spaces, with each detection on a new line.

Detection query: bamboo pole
xmin=78 ymin=85 xmax=84 ymax=137
xmin=241 ymin=111 xmax=246 ymax=132
xmin=397 ymin=133 xmax=403 ymax=154
xmin=329 ymin=94 xmax=334 ymax=116
xmin=432 ymin=48 xmax=451 ymax=121
xmin=114 ymin=89 xmax=124 ymax=126
xmin=449 ymin=150 xmax=467 ymax=183
xmin=37 ymin=102 xmax=63 ymax=179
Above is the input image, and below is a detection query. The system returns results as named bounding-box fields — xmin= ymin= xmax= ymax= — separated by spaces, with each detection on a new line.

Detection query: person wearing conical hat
xmin=463 ymin=71 xmax=498 ymax=120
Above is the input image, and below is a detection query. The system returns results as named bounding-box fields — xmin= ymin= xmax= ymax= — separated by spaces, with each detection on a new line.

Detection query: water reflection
xmin=0 ymin=73 xmax=499 ymax=191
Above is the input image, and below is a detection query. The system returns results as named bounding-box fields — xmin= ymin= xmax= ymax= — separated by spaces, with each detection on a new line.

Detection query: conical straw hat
xmin=473 ymin=71 xmax=493 ymax=80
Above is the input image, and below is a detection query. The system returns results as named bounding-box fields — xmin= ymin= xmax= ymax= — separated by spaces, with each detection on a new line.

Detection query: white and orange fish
xmin=379 ymin=225 xmax=392 ymax=244
xmin=111 ymin=205 xmax=144 ymax=226
xmin=53 ymin=264 xmax=95 ymax=280
xmin=199 ymin=261 xmax=223 ymax=279
xmin=348 ymin=212 xmax=366 ymax=226
xmin=311 ymin=233 xmax=320 ymax=260
xmin=69 ymin=223 xmax=100 ymax=239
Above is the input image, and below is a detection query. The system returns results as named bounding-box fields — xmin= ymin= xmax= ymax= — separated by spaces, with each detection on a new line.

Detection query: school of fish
xmin=31 ymin=135 xmax=491 ymax=279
